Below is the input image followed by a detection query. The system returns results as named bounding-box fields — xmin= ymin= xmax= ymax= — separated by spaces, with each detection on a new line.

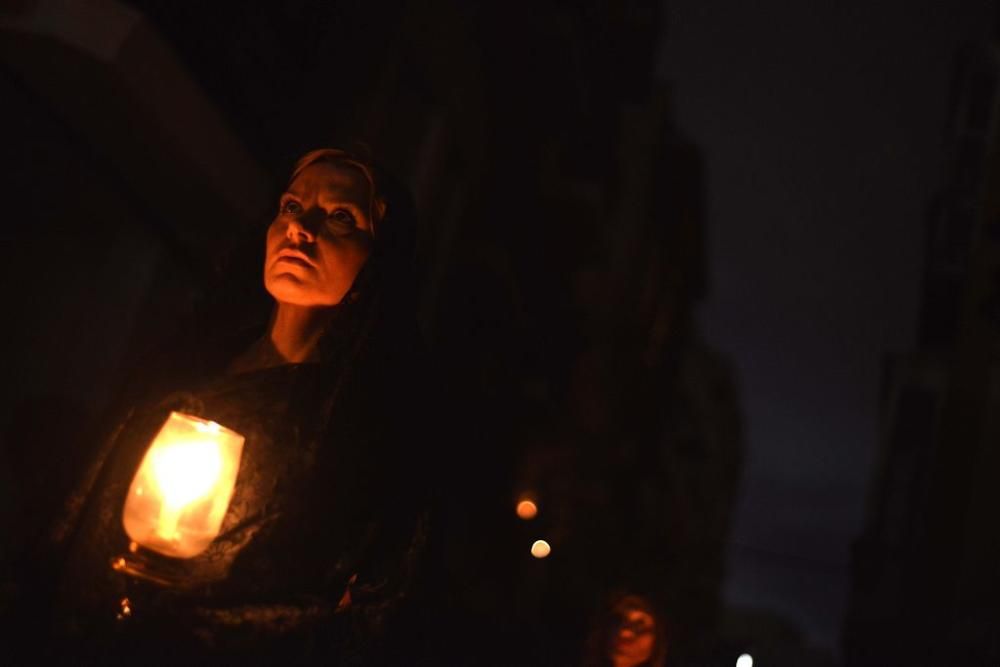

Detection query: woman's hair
xmin=583 ymin=591 xmax=670 ymax=667
xmin=289 ymin=148 xmax=389 ymax=238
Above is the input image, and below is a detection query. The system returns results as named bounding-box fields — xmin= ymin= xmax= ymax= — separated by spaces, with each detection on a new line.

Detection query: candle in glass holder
xmin=122 ymin=411 xmax=244 ymax=558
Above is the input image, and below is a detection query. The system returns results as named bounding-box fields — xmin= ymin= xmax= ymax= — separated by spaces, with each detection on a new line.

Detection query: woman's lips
xmin=277 ymin=255 xmax=312 ymax=268
xmin=275 ymin=249 xmax=315 ymax=268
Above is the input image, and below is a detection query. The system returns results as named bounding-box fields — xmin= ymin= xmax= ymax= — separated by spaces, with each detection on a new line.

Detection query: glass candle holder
xmin=122 ymin=411 xmax=244 ymax=559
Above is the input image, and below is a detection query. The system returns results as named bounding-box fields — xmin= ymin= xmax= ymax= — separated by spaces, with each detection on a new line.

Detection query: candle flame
xmin=531 ymin=540 xmax=551 ymax=558
xmin=516 ymin=499 xmax=538 ymax=520
xmin=149 ymin=437 xmax=224 ymax=510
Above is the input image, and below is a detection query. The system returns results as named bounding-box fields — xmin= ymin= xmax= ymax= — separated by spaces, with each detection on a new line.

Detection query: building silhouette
xmin=844 ymin=35 xmax=1000 ymax=666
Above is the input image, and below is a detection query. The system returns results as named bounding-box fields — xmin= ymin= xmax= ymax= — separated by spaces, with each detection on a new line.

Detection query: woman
xmin=583 ymin=592 xmax=669 ymax=667
xmin=54 ymin=149 xmax=427 ymax=664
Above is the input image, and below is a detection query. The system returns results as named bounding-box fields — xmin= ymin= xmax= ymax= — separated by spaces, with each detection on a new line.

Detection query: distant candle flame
xmin=122 ymin=412 xmax=244 ymax=559
xmin=531 ymin=539 xmax=551 ymax=558
xmin=516 ymin=499 xmax=538 ymax=520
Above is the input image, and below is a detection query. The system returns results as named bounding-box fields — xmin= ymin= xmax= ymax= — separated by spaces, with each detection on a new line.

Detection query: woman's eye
xmin=280 ymin=200 xmax=303 ymax=215
xmin=328 ymin=209 xmax=356 ymax=228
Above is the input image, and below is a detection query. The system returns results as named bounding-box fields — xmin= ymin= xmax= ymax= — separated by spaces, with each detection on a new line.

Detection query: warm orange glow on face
xmin=516 ymin=499 xmax=538 ymax=520
xmin=265 ymin=162 xmax=374 ymax=307
xmin=122 ymin=412 xmax=244 ymax=559
xmin=611 ymin=609 xmax=656 ymax=667
xmin=531 ymin=539 xmax=551 ymax=558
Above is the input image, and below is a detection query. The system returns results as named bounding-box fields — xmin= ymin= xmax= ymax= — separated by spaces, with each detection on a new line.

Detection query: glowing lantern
xmin=121 ymin=411 xmax=244 ymax=559
xmin=530 ymin=539 xmax=551 ymax=559
xmin=516 ymin=499 xmax=538 ymax=520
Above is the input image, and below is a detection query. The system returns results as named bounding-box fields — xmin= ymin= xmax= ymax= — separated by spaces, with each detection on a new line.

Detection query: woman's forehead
xmin=288 ymin=161 xmax=370 ymax=202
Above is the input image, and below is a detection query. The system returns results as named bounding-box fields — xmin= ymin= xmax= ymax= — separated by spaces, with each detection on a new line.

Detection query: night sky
xmin=660 ymin=0 xmax=994 ymax=650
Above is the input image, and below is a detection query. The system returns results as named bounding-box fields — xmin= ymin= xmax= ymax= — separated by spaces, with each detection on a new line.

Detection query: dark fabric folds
xmin=54 ymin=237 xmax=430 ymax=664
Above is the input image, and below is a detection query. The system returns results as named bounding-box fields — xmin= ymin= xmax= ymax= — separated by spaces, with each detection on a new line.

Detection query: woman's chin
xmin=266 ymin=278 xmax=342 ymax=308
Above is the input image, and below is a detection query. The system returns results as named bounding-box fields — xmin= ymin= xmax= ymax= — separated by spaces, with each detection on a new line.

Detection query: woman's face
xmin=264 ymin=161 xmax=374 ymax=307
xmin=609 ymin=608 xmax=656 ymax=667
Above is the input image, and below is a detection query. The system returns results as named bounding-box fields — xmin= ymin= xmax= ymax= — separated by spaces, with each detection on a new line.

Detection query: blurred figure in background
xmin=583 ymin=592 xmax=669 ymax=667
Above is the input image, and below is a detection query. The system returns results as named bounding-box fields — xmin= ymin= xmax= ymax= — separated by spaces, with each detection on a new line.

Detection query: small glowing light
xmin=516 ymin=499 xmax=538 ymax=520
xmin=195 ymin=420 xmax=222 ymax=434
xmin=122 ymin=412 xmax=244 ymax=559
xmin=116 ymin=596 xmax=133 ymax=621
xmin=736 ymin=654 xmax=753 ymax=667
xmin=531 ymin=539 xmax=551 ymax=558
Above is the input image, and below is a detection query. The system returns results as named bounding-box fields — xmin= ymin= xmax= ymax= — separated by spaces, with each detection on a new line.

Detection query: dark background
xmin=663 ymin=0 xmax=996 ymax=654
xmin=2 ymin=1 xmax=999 ymax=665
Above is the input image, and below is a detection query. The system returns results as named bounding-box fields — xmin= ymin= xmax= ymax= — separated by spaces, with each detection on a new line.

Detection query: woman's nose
xmin=285 ymin=214 xmax=317 ymax=243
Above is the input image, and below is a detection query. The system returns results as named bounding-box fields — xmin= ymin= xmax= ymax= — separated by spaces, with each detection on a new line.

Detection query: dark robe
xmin=52 ymin=258 xmax=431 ymax=665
